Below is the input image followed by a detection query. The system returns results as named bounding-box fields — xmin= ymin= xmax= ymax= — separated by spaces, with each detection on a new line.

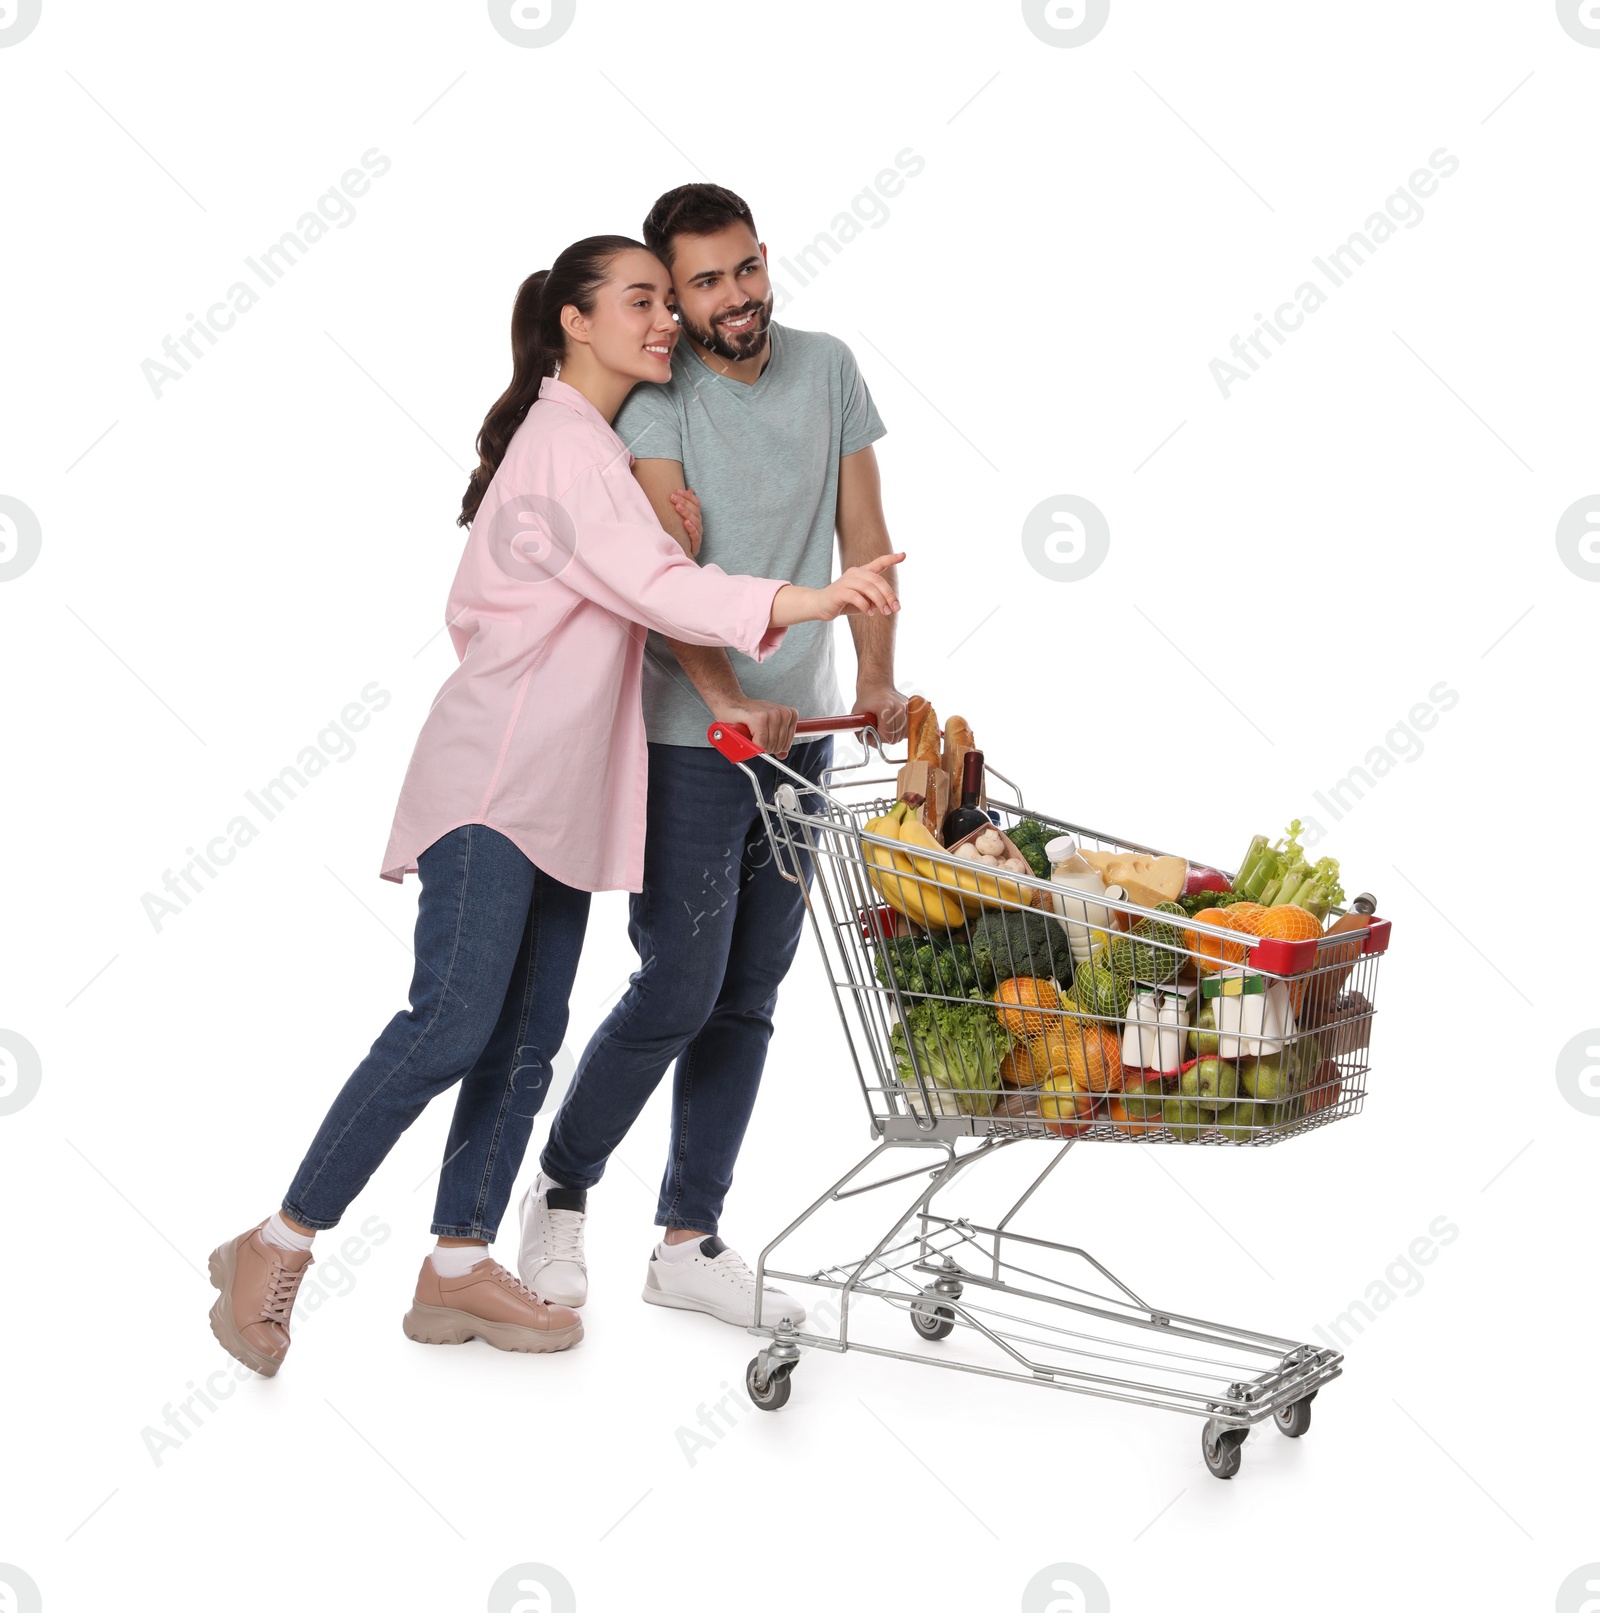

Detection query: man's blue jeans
xmin=283 ymin=824 xmax=590 ymax=1241
xmin=541 ymin=737 xmax=832 ymax=1233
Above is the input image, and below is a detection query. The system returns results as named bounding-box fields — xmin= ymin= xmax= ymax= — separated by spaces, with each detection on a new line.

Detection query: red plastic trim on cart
xmin=1245 ymin=914 xmax=1392 ymax=976
xmin=708 ymin=712 xmax=879 ymax=763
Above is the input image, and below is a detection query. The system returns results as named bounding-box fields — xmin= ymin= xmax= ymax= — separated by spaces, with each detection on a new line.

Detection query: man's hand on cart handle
xmin=712 ymin=696 xmax=799 ymax=759
xmin=854 ymin=681 xmax=907 ymax=745
xmin=708 ymin=712 xmax=882 ymax=762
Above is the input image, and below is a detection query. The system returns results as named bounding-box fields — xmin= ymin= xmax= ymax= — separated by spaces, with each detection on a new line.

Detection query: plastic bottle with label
xmin=1045 ymin=835 xmax=1111 ymax=964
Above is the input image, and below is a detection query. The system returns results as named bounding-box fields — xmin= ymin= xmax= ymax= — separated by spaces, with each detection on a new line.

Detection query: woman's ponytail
xmin=458 ymin=235 xmax=645 ymax=528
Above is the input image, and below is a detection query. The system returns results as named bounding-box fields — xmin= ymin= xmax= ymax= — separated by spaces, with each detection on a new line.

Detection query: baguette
xmin=941 ymin=715 xmax=975 ymax=800
xmin=906 ymin=697 xmax=941 ymax=766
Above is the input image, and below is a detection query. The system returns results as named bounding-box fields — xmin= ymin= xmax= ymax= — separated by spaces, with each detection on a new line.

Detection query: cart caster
xmin=1274 ymin=1392 xmax=1315 ymax=1438
xmin=909 ymin=1300 xmax=956 ymax=1341
xmin=1202 ymin=1418 xmax=1247 ymax=1479
xmin=746 ymin=1355 xmax=793 ymax=1411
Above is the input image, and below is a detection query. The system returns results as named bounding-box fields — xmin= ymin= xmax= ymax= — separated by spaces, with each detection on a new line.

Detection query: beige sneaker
xmin=209 ymin=1221 xmax=314 ymax=1377
xmin=403 ymin=1257 xmax=583 ymax=1353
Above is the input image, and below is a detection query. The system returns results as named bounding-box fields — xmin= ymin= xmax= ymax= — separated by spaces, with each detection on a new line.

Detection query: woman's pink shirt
xmin=381 ymin=377 xmax=785 ymax=892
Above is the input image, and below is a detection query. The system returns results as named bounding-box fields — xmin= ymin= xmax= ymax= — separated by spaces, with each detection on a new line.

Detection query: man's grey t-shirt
xmin=612 ymin=321 xmax=887 ymax=748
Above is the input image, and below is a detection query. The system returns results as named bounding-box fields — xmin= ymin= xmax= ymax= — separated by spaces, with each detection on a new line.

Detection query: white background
xmin=1 ymin=2 xmax=1594 ymax=1610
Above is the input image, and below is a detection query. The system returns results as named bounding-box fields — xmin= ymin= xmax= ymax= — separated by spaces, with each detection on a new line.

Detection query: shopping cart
xmin=708 ymin=713 xmax=1391 ymax=1479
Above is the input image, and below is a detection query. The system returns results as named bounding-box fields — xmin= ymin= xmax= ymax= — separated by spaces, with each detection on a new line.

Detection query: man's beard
xmin=680 ymin=292 xmax=774 ymax=363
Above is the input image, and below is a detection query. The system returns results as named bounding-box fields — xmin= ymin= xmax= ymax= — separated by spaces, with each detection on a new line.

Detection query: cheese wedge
xmin=1079 ymin=851 xmax=1187 ymax=903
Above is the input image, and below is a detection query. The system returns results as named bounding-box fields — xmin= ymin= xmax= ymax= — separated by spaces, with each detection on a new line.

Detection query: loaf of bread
xmin=906 ymin=697 xmax=941 ymax=766
xmin=941 ymin=715 xmax=974 ymax=799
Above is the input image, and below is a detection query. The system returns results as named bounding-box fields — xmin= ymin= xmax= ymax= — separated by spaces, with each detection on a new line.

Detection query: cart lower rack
xmin=709 ymin=714 xmax=1389 ymax=1478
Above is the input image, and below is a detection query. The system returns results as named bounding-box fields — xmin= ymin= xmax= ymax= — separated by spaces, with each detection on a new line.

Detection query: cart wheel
xmin=909 ymin=1300 xmax=956 ymax=1341
xmin=1202 ymin=1418 xmax=1247 ymax=1479
xmin=746 ymin=1355 xmax=793 ymax=1412
xmin=1274 ymin=1395 xmax=1314 ymax=1438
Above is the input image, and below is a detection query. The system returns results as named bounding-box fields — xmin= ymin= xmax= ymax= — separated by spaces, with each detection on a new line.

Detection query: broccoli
xmin=874 ymin=935 xmax=978 ymax=999
xmin=1007 ymin=819 xmax=1054 ymax=880
xmin=969 ymin=910 xmax=1074 ymax=990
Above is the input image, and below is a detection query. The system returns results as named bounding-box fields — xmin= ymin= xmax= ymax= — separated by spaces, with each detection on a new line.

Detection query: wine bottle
xmin=941 ymin=749 xmax=991 ymax=845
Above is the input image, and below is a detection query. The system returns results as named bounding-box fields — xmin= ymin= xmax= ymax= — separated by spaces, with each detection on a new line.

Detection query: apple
xmin=1037 ymin=1072 xmax=1094 ymax=1136
xmin=1180 ymin=1056 xmax=1238 ymax=1111
xmin=1184 ymin=865 xmax=1232 ymax=897
xmin=1304 ymin=1059 xmax=1343 ymax=1114
xmin=1120 ymin=1072 xmax=1166 ymax=1125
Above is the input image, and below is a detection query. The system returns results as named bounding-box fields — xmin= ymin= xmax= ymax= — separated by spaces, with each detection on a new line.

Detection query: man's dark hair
xmin=642 ymin=184 xmax=757 ymax=267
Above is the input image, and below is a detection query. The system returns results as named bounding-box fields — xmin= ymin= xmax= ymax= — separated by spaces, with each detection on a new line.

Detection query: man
xmin=517 ymin=183 xmax=908 ymax=1326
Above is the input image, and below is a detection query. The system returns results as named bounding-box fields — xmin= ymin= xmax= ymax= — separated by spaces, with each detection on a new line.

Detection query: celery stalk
xmin=1235 ymin=836 xmax=1274 ymax=900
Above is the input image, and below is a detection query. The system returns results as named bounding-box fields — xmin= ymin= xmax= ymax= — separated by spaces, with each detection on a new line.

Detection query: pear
xmin=1180 ymin=1056 xmax=1238 ymax=1111
xmin=1161 ymin=1095 xmax=1206 ymax=1142
xmin=1219 ymin=1101 xmax=1264 ymax=1141
xmin=1189 ymin=1001 xmax=1220 ymax=1057
xmin=1244 ymin=1055 xmax=1289 ymax=1102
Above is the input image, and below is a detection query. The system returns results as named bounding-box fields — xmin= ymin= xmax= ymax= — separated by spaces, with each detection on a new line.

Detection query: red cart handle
xmin=708 ymin=712 xmax=879 ymax=763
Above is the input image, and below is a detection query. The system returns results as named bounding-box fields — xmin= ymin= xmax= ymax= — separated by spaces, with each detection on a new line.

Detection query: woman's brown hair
xmin=459 ymin=234 xmax=643 ymax=528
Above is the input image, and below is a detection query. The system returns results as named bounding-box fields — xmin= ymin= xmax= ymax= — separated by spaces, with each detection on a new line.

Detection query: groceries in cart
xmin=711 ymin=708 xmax=1349 ymax=1466
xmin=859 ymin=702 xmax=1389 ymax=1146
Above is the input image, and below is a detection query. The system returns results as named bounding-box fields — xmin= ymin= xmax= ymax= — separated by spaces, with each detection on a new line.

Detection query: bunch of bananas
xmin=898 ymin=810 xmax=1032 ymax=917
xmin=862 ymin=803 xmax=968 ymax=932
xmin=863 ymin=802 xmax=1034 ymax=930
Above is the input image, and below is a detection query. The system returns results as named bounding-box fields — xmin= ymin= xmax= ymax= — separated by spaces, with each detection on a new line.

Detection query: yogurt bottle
xmin=1045 ymin=835 xmax=1111 ymax=964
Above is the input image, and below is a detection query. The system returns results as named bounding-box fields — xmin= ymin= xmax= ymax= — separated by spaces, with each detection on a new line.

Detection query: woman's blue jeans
xmin=282 ymin=824 xmax=590 ymax=1240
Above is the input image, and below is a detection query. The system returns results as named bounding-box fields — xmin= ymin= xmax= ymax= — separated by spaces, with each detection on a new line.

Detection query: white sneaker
xmin=517 ymin=1172 xmax=588 ymax=1307
xmin=641 ymin=1236 xmax=806 ymax=1328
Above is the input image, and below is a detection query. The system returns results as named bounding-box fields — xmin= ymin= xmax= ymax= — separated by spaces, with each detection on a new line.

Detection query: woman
xmin=208 ymin=236 xmax=902 ymax=1375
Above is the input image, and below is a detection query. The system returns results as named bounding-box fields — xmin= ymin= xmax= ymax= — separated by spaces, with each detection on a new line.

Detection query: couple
xmin=209 ymin=184 xmax=911 ymax=1375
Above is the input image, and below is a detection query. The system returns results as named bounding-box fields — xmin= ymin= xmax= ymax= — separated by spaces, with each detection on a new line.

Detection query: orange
xmin=1184 ymin=908 xmax=1249 ymax=973
xmin=1252 ymin=905 xmax=1326 ymax=1010
xmin=1256 ymin=905 xmax=1324 ymax=943
xmin=1047 ymin=1021 xmax=1122 ymax=1093
xmin=1225 ymin=902 xmax=1269 ymax=935
xmin=1000 ymin=1037 xmax=1057 ymax=1089
xmin=994 ymin=976 xmax=1061 ymax=1039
